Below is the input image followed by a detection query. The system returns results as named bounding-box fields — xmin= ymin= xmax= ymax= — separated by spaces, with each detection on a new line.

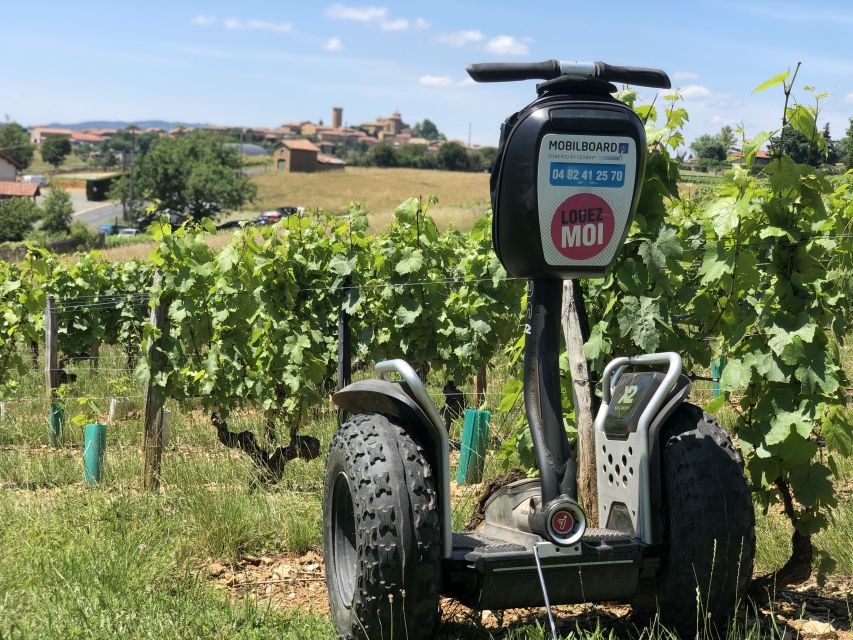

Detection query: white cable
xmin=533 ymin=543 xmax=559 ymax=640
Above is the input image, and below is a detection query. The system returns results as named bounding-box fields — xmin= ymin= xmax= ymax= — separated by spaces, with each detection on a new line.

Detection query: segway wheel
xmin=633 ymin=403 xmax=755 ymax=636
xmin=323 ymin=413 xmax=441 ymax=640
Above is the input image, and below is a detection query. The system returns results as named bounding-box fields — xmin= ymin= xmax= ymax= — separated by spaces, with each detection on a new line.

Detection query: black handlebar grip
xmin=595 ymin=62 xmax=671 ymax=89
xmin=466 ymin=59 xmax=562 ymax=83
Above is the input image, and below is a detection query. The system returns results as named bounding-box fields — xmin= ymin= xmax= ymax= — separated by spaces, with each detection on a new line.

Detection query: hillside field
xmin=251 ymin=166 xmax=491 ymax=230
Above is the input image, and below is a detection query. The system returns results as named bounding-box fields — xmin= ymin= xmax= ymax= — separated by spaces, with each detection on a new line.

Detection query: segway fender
xmin=333 ymin=379 xmax=435 ymax=435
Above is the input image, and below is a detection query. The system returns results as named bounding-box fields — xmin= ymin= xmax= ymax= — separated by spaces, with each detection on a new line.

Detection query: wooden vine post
xmin=142 ymin=272 xmax=169 ymax=491
xmin=561 ymin=280 xmax=598 ymax=526
xmin=45 ymin=295 xmax=62 ymax=447
xmin=472 ymin=362 xmax=487 ymax=408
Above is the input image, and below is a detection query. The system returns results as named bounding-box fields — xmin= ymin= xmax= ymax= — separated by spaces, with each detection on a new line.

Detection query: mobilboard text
xmin=548 ymin=140 xmax=619 ymax=152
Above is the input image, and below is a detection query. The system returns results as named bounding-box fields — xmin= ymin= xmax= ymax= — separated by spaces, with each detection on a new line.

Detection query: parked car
xmin=98 ymin=224 xmax=120 ymax=236
xmin=276 ymin=206 xmax=304 ymax=216
xmin=260 ymin=210 xmax=282 ymax=222
xmin=216 ymin=218 xmax=255 ymax=230
xmin=117 ymin=228 xmax=140 ymax=236
xmin=137 ymin=209 xmax=187 ymax=228
xmin=22 ymin=175 xmax=49 ymax=188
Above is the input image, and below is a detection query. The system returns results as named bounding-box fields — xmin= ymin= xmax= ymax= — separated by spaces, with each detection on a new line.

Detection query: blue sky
xmin=2 ymin=0 xmax=852 ymax=148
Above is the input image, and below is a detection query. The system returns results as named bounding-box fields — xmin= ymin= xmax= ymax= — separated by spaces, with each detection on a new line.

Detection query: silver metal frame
xmin=593 ymin=352 xmax=682 ymax=543
xmin=558 ymin=61 xmax=596 ymax=76
xmin=375 ymin=359 xmax=453 ymax=558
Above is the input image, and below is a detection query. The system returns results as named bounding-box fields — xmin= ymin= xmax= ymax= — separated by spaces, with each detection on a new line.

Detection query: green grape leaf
xmin=766 ymin=406 xmax=812 ymax=446
xmin=752 ymin=69 xmax=789 ymax=94
xmin=395 ymin=247 xmax=424 ymax=275
xmin=822 ymin=409 xmax=852 ymax=455
xmin=789 ymin=463 xmax=834 ymax=508
xmin=703 ymin=394 xmax=727 ymax=414
xmin=395 ymin=297 xmax=421 ymax=325
xmin=719 ymin=358 xmax=751 ymax=391
xmin=617 ymin=296 xmax=662 ymax=352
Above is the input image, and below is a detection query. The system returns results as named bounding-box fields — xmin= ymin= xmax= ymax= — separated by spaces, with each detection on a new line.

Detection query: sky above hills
xmin=2 ymin=0 xmax=852 ymax=148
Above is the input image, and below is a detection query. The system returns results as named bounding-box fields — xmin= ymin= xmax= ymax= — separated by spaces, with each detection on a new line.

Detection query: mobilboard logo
xmin=548 ymin=140 xmax=619 ymax=153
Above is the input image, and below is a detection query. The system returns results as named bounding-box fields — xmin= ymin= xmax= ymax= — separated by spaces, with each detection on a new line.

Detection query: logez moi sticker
xmin=549 ymin=193 xmax=615 ymax=260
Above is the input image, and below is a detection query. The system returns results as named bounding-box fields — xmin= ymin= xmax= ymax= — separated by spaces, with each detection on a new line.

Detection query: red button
xmin=551 ymin=510 xmax=574 ymax=535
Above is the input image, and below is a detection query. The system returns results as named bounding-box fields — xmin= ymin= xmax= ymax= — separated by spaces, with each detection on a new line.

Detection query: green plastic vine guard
xmin=456 ymin=409 xmax=491 ymax=485
xmin=711 ymin=358 xmax=727 ymax=398
xmin=48 ymin=403 xmax=64 ymax=447
xmin=83 ymin=423 xmax=106 ymax=486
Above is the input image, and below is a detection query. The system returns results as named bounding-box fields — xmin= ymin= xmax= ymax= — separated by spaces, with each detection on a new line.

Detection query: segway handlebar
xmin=465 ymin=59 xmax=671 ymax=89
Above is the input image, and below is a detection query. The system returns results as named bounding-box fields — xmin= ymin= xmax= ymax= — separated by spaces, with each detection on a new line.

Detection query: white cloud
xmin=324 ymin=37 xmax=344 ymax=51
xmin=711 ymin=115 xmax=737 ymax=126
xmin=437 ymin=30 xmax=485 ymax=47
xmin=192 ymin=15 xmax=216 ymax=27
xmin=221 ymin=18 xmax=293 ymax=33
xmin=380 ymin=18 xmax=409 ymax=31
xmin=672 ymin=71 xmax=699 ymax=81
xmin=484 ymin=35 xmax=530 ymax=56
xmin=414 ymin=17 xmax=430 ymax=30
xmin=679 ymin=85 xmax=713 ymax=99
xmin=844 ymin=91 xmax=853 ymax=105
xmin=325 ymin=3 xmax=387 ymax=22
xmin=419 ymin=75 xmax=454 ymax=88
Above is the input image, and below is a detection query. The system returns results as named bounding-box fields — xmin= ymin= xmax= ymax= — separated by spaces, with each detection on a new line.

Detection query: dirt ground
xmin=210 ymin=553 xmax=852 ymax=639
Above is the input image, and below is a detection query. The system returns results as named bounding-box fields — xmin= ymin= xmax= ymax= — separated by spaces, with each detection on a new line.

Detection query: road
xmin=73 ymin=200 xmax=126 ymax=228
xmin=37 ymin=188 xmax=127 ymax=229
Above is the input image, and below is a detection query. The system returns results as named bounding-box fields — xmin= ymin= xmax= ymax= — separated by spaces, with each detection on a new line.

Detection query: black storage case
xmin=490 ymin=78 xmax=647 ymax=280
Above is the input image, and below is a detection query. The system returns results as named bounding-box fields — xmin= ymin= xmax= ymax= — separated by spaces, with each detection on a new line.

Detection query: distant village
xmin=24 ymin=107 xmax=463 ymax=174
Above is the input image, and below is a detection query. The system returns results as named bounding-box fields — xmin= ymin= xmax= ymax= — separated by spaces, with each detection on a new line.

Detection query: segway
xmin=323 ymin=60 xmax=755 ymax=639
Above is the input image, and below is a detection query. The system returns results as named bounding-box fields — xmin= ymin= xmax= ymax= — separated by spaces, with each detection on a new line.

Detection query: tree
xmin=717 ymin=125 xmax=737 ymax=153
xmin=41 ymin=136 xmax=72 ymax=169
xmin=395 ymin=144 xmax=436 ymax=169
xmin=690 ymin=133 xmax=727 ymax=163
xmin=840 ymin=117 xmax=853 ymax=169
xmin=0 ymin=122 xmax=34 ymax=170
xmin=768 ymin=125 xmax=822 ymax=166
xmin=412 ymin=119 xmax=442 ymax=141
xmin=436 ymin=142 xmax=473 ymax=171
xmin=97 ymin=128 xmax=160 ymax=170
xmin=0 ymin=198 xmax=40 ymax=241
xmin=117 ymin=131 xmax=256 ymax=220
xmin=822 ymin=123 xmax=839 ymax=165
xmin=473 ymin=146 xmax=499 ymax=172
xmin=365 ymin=143 xmax=398 ymax=168
xmin=40 ymin=186 xmax=74 ymax=235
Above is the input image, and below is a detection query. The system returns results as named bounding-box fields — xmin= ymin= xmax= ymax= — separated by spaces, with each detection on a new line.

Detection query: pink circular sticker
xmin=550 ymin=193 xmax=615 ymax=260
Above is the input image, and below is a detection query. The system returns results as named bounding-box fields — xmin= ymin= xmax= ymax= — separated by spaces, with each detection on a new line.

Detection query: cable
xmin=533 ymin=543 xmax=559 ymax=640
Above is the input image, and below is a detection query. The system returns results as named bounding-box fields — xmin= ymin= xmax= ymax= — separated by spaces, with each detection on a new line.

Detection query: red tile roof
xmin=282 ymin=139 xmax=319 ymax=152
xmin=730 ymin=149 xmax=771 ymax=159
xmin=0 ymin=182 xmax=40 ymax=197
xmin=71 ymin=132 xmax=106 ymax=143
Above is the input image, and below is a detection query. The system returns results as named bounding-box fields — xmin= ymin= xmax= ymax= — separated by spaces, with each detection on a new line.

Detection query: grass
xmin=25 ymin=152 xmax=90 ymax=176
xmin=252 ymin=167 xmax=490 ymax=231
xmin=1 ymin=344 xmax=850 ymax=639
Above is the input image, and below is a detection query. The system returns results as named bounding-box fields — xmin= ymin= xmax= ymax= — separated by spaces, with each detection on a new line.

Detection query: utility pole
xmin=128 ymin=128 xmax=136 ymax=223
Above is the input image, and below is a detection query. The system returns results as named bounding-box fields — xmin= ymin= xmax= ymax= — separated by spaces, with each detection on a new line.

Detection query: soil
xmin=211 ymin=553 xmax=852 ymax=639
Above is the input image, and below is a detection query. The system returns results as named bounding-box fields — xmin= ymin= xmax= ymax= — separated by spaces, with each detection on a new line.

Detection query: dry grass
xmin=252 ymin=166 xmax=489 ymax=216
xmin=96 ymin=234 xmax=234 ymax=262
